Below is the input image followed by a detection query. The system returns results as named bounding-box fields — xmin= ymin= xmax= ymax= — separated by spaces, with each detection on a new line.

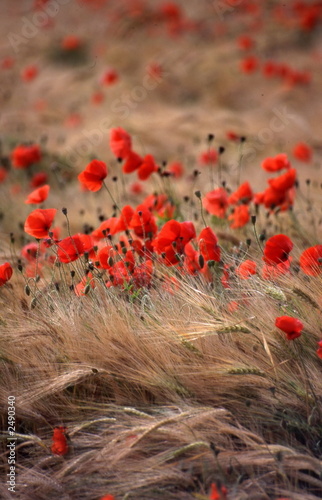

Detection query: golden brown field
xmin=0 ymin=1 xmax=322 ymax=499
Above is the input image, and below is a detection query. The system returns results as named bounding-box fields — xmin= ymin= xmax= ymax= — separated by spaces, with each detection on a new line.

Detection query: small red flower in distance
xmin=299 ymin=245 xmax=322 ymax=276
xmin=30 ymin=172 xmax=48 ymax=188
xmin=199 ymin=148 xmax=218 ymax=165
xmin=51 ymin=426 xmax=68 ymax=456
xmin=25 ymin=185 xmax=50 ymax=204
xmin=101 ymin=69 xmax=119 ymax=86
xmin=0 ymin=263 xmax=13 ymax=287
xmin=11 ymin=144 xmax=41 ymax=169
xmin=261 ymin=153 xmax=290 ymax=172
xmin=110 ymin=127 xmax=132 ymax=159
xmin=263 ymin=234 xmax=293 ymax=265
xmin=240 ymin=55 xmax=258 ymax=73
xmin=209 ymin=482 xmax=228 ymax=499
xmin=61 ymin=35 xmax=82 ymax=51
xmin=78 ymin=160 xmax=108 ymax=192
xmin=237 ymin=35 xmax=254 ymax=50
xmin=293 ymin=142 xmax=312 ymax=162
xmin=316 ymin=341 xmax=322 ymax=359
xmin=99 ymin=495 xmax=115 ymax=500
xmin=21 ymin=64 xmax=38 ymax=82
xmin=275 ymin=316 xmax=303 ymax=340
xmin=24 ymin=208 xmax=57 ymax=239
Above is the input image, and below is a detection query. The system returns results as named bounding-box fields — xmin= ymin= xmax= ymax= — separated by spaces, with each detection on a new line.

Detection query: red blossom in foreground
xmin=263 ymin=234 xmax=293 ymax=265
xmin=110 ymin=127 xmax=132 ymax=159
xmin=25 ymin=185 xmax=50 ymax=204
xmin=198 ymin=227 xmax=220 ymax=262
xmin=78 ymin=160 xmax=108 ymax=192
xmin=0 ymin=262 xmax=13 ymax=286
xmin=275 ymin=316 xmax=303 ymax=340
xmin=24 ymin=208 xmax=57 ymax=239
xmin=51 ymin=426 xmax=68 ymax=456
xmin=293 ymin=142 xmax=312 ymax=162
xmin=299 ymin=245 xmax=322 ymax=276
xmin=11 ymin=144 xmax=41 ymax=169
xmin=317 ymin=341 xmax=322 ymax=359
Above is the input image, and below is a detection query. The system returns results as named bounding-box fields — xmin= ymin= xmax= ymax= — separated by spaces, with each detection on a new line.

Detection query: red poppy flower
xmin=129 ymin=206 xmax=158 ymax=239
xmin=228 ymin=204 xmax=250 ymax=229
xmin=11 ymin=144 xmax=41 ymax=169
xmin=61 ymin=35 xmax=82 ymax=51
xmin=317 ymin=340 xmax=322 ymax=359
xmin=25 ymin=184 xmax=50 ymax=204
xmin=91 ymin=91 xmax=105 ymax=105
xmin=78 ymin=160 xmax=108 ymax=192
xmin=275 ymin=316 xmax=303 ymax=340
xmin=299 ymin=245 xmax=322 ymax=276
xmin=30 ymin=172 xmax=48 ymax=188
xmin=51 ymin=426 xmax=68 ymax=456
xmin=21 ymin=64 xmax=38 ymax=82
xmin=137 ymin=154 xmax=158 ymax=180
xmin=153 ymin=219 xmax=196 ymax=265
xmin=263 ymin=234 xmax=293 ymax=264
xmin=203 ymin=188 xmax=229 ymax=218
xmin=168 ymin=161 xmax=184 ymax=178
xmin=99 ymin=495 xmax=115 ymax=500
xmin=198 ymin=227 xmax=220 ymax=262
xmin=240 ymin=55 xmax=258 ymax=73
xmin=268 ymin=168 xmax=296 ymax=192
xmin=262 ymin=60 xmax=278 ymax=78
xmin=101 ymin=69 xmax=119 ymax=86
xmin=228 ymin=181 xmax=253 ymax=205
xmin=293 ymin=142 xmax=312 ymax=162
xmin=110 ymin=128 xmax=132 ymax=159
xmin=0 ymin=262 xmax=13 ymax=286
xmin=57 ymin=234 xmax=94 ymax=263
xmin=122 ymin=150 xmax=143 ymax=174
xmin=24 ymin=208 xmax=57 ymax=239
xmin=261 ymin=153 xmax=290 ymax=172
xmin=236 ymin=260 xmax=257 ymax=279
xmin=209 ymin=482 xmax=228 ymax=500
xmin=199 ymin=148 xmax=218 ymax=166
xmin=226 ymin=130 xmax=239 ymax=141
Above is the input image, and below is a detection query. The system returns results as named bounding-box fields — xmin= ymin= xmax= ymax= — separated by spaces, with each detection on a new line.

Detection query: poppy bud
xmin=198 ymin=254 xmax=204 ymax=269
xmin=84 ymin=284 xmax=91 ymax=295
xmin=251 ymin=215 xmax=256 ymax=225
xmin=62 ymin=207 xmax=68 ymax=215
xmin=208 ymin=133 xmax=214 ymax=142
xmin=219 ymin=146 xmax=225 ymax=154
xmin=194 ymin=190 xmax=201 ymax=199
xmin=25 ymin=285 xmax=31 ymax=296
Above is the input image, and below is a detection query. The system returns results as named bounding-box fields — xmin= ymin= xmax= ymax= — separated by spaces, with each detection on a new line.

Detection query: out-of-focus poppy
xmin=228 ymin=204 xmax=250 ymax=228
xmin=203 ymin=188 xmax=229 ymax=218
xmin=236 ymin=259 xmax=257 ymax=279
xmin=261 ymin=153 xmax=290 ymax=172
xmin=316 ymin=340 xmax=322 ymax=359
xmin=25 ymin=184 xmax=50 ymax=204
xmin=11 ymin=144 xmax=41 ymax=169
xmin=137 ymin=154 xmax=158 ymax=180
xmin=110 ymin=127 xmax=132 ymax=159
xmin=268 ymin=168 xmax=296 ymax=192
xmin=122 ymin=151 xmax=143 ymax=174
xmin=228 ymin=181 xmax=253 ymax=205
xmin=30 ymin=172 xmax=48 ymax=188
xmin=293 ymin=142 xmax=312 ymax=162
xmin=57 ymin=234 xmax=94 ymax=263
